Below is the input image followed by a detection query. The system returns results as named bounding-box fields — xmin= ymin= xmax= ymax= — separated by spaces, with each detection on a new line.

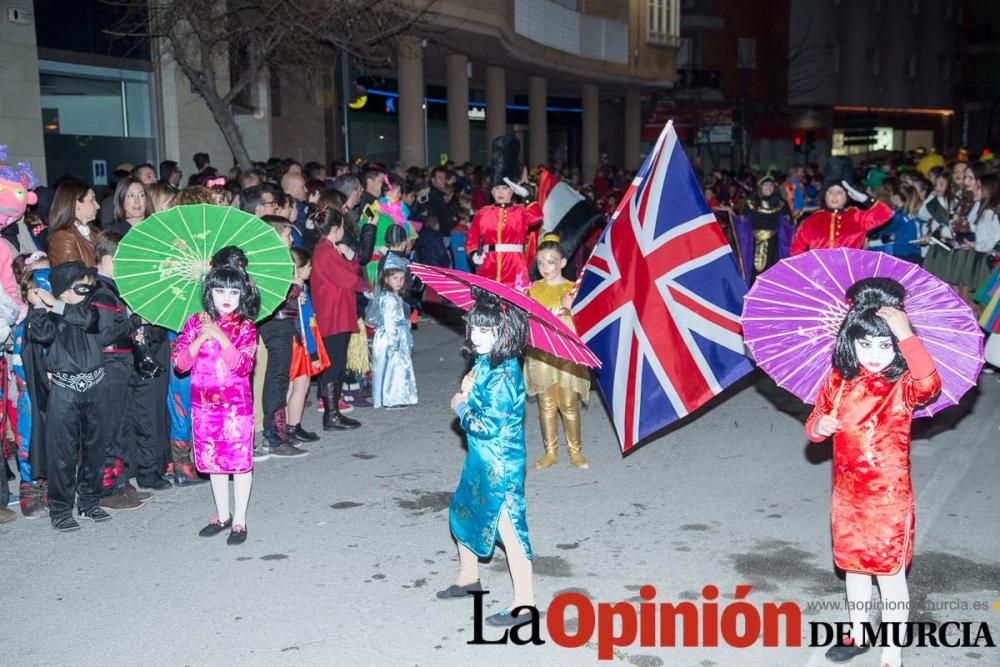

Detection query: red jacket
xmin=466 ymin=203 xmax=542 ymax=287
xmin=311 ymin=237 xmax=364 ymax=336
xmin=789 ymin=202 xmax=893 ymax=256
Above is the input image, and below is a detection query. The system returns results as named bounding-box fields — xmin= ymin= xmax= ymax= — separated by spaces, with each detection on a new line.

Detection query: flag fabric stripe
xmin=572 ymin=120 xmax=753 ymax=452
xmin=542 ymin=183 xmax=586 ymax=233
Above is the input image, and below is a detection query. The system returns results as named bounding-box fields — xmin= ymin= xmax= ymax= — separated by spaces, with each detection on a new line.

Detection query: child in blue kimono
xmin=437 ymin=288 xmax=534 ymax=628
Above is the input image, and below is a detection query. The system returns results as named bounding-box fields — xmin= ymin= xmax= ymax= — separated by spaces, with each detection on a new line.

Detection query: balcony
xmin=513 ymin=0 xmax=628 ymax=64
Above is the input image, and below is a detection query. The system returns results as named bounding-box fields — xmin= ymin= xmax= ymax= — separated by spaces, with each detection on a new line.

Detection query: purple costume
xmin=731 ymin=209 xmax=794 ymax=287
xmin=172 ymin=313 xmax=257 ymax=474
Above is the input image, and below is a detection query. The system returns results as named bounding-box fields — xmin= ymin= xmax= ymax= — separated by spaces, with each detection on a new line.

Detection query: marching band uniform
xmin=467 ymin=135 xmax=542 ymax=288
xmin=467 ymin=203 xmax=541 ymax=287
xmin=790 ymin=201 xmax=893 ymax=255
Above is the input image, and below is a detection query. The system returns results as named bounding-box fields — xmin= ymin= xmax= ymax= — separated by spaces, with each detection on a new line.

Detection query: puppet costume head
xmin=463 ymin=287 xmax=528 ymax=367
xmin=833 ymin=277 xmax=909 ymax=381
xmin=0 ymin=145 xmax=38 ymax=228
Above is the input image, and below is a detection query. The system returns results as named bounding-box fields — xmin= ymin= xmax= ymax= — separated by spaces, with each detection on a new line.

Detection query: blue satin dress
xmin=371 ymin=292 xmax=418 ymax=408
xmin=450 ymin=355 xmax=532 ymax=559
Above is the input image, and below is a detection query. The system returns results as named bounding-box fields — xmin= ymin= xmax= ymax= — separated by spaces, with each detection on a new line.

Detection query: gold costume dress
xmin=523 ymin=280 xmax=591 ymax=468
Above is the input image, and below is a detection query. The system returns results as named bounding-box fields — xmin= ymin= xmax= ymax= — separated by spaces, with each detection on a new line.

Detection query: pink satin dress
xmin=173 ymin=313 xmax=257 ymax=474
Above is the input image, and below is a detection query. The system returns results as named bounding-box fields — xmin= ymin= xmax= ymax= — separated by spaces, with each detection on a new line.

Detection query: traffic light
xmin=794 ymin=135 xmax=803 ymax=151
xmin=805 ymin=130 xmax=817 ymax=154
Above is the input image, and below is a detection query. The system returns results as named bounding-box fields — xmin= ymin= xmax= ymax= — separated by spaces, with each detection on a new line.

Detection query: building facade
xmin=0 ymin=0 xmax=680 ymax=188
xmin=958 ymin=0 xmax=1000 ymax=153
xmin=647 ymin=0 xmax=963 ymax=172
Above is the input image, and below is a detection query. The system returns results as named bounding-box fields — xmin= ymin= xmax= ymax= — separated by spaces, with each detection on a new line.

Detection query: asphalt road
xmin=3 ymin=316 xmax=998 ymax=667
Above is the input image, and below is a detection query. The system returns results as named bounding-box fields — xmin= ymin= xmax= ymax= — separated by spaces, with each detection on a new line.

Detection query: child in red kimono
xmin=805 ymin=278 xmax=941 ymax=667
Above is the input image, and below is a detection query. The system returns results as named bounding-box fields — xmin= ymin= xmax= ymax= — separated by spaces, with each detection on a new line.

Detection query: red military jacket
xmin=789 ymin=202 xmax=893 ymax=255
xmin=467 ymin=203 xmax=542 ymax=287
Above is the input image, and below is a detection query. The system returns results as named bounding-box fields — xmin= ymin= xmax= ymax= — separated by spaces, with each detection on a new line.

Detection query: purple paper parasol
xmin=742 ymin=248 xmax=983 ymax=417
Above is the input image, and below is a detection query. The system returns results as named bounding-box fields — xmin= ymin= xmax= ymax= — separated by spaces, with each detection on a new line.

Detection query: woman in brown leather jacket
xmin=47 ymin=181 xmax=100 ymax=267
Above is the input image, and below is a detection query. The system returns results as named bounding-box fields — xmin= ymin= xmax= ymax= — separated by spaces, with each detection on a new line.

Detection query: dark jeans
xmin=320 ymin=333 xmax=351 ymax=390
xmin=45 ymin=379 xmax=107 ymax=519
xmin=258 ymin=317 xmax=295 ymax=434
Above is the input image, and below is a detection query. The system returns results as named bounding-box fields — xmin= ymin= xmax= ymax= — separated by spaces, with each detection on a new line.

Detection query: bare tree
xmin=104 ymin=0 xmax=435 ymax=170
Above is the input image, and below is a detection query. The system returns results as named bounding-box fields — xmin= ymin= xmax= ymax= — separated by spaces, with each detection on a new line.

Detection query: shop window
xmin=40 ymin=74 xmax=125 ymax=137
xmin=38 ymin=60 xmax=156 ymax=186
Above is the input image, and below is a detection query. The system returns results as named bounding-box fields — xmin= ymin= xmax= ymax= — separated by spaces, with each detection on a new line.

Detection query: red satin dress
xmin=467 ymin=203 xmax=542 ymax=287
xmin=789 ymin=202 xmax=893 ymax=255
xmin=805 ymin=337 xmax=940 ymax=575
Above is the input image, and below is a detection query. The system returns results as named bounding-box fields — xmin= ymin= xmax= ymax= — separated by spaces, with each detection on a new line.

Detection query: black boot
xmin=289 ymin=424 xmax=320 ymax=443
xmin=322 ymin=382 xmax=360 ymax=431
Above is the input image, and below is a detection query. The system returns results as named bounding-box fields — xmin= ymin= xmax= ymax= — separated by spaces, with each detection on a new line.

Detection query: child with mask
xmin=26 ymin=261 xmax=130 ymax=532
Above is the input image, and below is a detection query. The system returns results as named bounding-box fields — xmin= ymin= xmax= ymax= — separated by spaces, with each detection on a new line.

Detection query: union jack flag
xmin=572 ymin=121 xmax=752 ymax=452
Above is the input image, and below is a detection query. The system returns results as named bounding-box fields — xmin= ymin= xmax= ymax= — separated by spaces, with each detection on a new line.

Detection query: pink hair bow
xmin=25 ymin=250 xmax=46 ymax=267
xmin=206 ymin=177 xmax=226 ymax=188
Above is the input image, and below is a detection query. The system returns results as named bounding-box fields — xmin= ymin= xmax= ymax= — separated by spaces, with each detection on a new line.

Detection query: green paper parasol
xmin=114 ymin=204 xmax=294 ymax=332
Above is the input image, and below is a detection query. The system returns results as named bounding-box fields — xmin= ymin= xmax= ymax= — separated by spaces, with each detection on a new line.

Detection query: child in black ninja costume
xmin=26 ymin=261 xmax=130 ymax=532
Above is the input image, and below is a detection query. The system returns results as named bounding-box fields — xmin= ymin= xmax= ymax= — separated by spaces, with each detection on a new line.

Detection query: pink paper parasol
xmin=410 ymin=263 xmax=601 ymax=368
xmin=742 ymin=248 xmax=983 ymax=417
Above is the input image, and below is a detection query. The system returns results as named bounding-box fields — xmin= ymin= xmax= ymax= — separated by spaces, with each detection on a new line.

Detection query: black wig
xmin=462 ymin=287 xmax=528 ymax=367
xmin=211 ymin=246 xmax=249 ymax=271
xmin=833 ymin=278 xmax=908 ymax=381
xmin=201 ymin=265 xmax=261 ymax=321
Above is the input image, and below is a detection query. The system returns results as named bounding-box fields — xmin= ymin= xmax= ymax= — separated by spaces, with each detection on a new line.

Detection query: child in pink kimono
xmin=173 ymin=265 xmax=260 ymax=545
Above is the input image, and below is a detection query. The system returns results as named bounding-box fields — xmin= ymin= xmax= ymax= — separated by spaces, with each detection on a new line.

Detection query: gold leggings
xmin=456 ymin=506 xmax=534 ymax=607
xmin=537 ymin=384 xmax=581 ymax=451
